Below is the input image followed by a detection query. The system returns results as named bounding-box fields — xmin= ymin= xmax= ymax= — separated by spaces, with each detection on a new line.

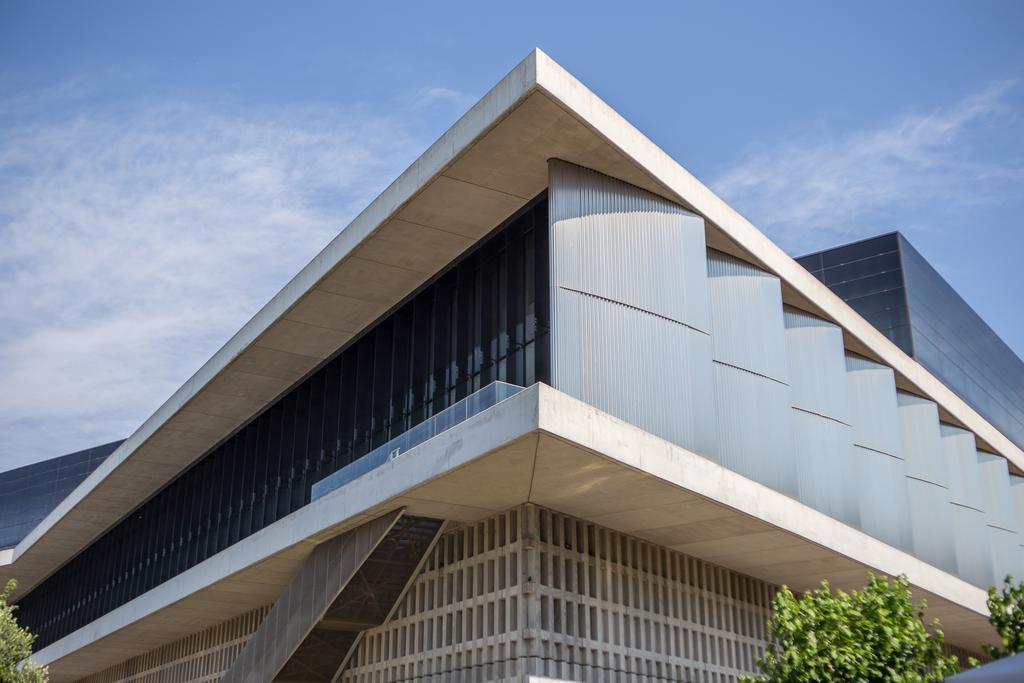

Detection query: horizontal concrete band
xmin=32 ymin=385 xmax=992 ymax=681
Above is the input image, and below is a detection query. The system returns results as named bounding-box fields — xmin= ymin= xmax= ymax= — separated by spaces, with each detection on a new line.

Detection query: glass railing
xmin=310 ymin=381 xmax=524 ymax=502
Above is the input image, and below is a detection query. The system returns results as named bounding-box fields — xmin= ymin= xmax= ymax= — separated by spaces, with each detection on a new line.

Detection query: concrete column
xmin=524 ymin=504 xmax=542 ymax=677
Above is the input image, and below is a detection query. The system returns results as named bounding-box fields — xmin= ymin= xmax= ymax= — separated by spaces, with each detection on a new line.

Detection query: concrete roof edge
xmin=13 ymin=50 xmax=544 ymax=563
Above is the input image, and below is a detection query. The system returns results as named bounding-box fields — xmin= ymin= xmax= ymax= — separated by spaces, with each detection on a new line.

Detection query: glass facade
xmin=797 ymin=232 xmax=1024 ymax=453
xmin=310 ymin=381 xmax=526 ymax=502
xmin=795 ymin=233 xmax=913 ymax=354
xmin=17 ymin=195 xmax=550 ymax=650
xmin=0 ymin=441 xmax=122 ymax=550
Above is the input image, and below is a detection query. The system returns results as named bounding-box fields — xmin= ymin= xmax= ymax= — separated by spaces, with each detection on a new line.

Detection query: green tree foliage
xmin=0 ymin=580 xmax=48 ymax=683
xmin=983 ymin=575 xmax=1024 ymax=660
xmin=742 ymin=575 xmax=960 ymax=683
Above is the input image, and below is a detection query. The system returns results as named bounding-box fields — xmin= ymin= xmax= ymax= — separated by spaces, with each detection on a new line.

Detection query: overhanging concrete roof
xmin=31 ymin=385 xmax=994 ymax=681
xmin=4 ymin=48 xmax=1022 ymax=603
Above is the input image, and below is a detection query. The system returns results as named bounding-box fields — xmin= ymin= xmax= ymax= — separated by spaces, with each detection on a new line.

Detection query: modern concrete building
xmin=3 ymin=50 xmax=1023 ymax=682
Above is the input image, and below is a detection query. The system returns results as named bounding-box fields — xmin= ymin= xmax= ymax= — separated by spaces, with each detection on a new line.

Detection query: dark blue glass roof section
xmin=0 ymin=440 xmax=123 ymax=549
xmin=796 ymin=232 xmax=1024 ymax=453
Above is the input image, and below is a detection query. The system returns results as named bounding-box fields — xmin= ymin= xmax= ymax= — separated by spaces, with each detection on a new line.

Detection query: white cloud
xmin=413 ymin=86 xmax=473 ymax=110
xmin=711 ymin=80 xmax=1023 ymax=253
xmin=0 ymin=92 xmax=425 ymax=468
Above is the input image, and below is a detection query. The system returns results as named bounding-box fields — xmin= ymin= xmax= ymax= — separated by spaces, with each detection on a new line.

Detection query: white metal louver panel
xmin=845 ymin=354 xmax=913 ymax=551
xmin=898 ymin=392 xmax=958 ymax=575
xmin=706 ymin=250 xmax=795 ymax=495
xmin=978 ymin=452 xmax=1023 ymax=583
xmin=783 ymin=308 xmax=857 ymax=526
xmin=549 ymin=160 xmax=715 ymax=456
xmin=941 ymin=424 xmax=994 ymax=587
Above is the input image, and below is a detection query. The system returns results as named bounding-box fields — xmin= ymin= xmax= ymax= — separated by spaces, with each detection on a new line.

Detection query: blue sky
xmin=1 ymin=1 xmax=1022 ymax=468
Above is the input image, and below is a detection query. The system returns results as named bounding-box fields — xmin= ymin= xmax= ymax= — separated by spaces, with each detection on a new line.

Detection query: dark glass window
xmin=0 ymin=442 xmax=121 ymax=550
xmin=828 ymin=268 xmax=904 ymax=301
xmin=819 ymin=232 xmax=899 ymax=269
xmin=899 ymin=235 xmax=1024 ymax=451
xmin=797 ymin=231 xmax=1024 ymax=453
xmin=17 ymin=196 xmax=550 ymax=650
xmin=820 ymin=250 xmax=901 ymax=286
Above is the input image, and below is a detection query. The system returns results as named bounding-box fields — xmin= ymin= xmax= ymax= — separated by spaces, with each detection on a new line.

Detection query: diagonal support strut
xmin=221 ymin=509 xmax=404 ymax=683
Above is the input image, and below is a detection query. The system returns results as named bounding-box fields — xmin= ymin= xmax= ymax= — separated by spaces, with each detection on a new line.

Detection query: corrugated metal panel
xmin=791 ymin=408 xmax=858 ymax=524
xmin=844 ymin=354 xmax=912 ymax=550
xmin=941 ymin=424 xmax=993 ymax=586
xmin=1013 ymin=476 xmax=1024 ymax=570
xmin=553 ymin=287 xmax=714 ymax=455
xmin=897 ymin=392 xmax=948 ymax=486
xmin=1012 ymin=475 xmax=1024 ymax=534
xmin=546 ymin=159 xmax=1003 ymax=582
xmin=548 ymin=160 xmax=714 ymax=455
xmin=783 ymin=307 xmax=852 ymax=423
xmin=549 ymin=160 xmax=709 ymax=331
xmin=942 ymin=425 xmax=985 ymax=510
xmin=978 ymin=452 xmax=1022 ymax=582
xmin=845 ymin=354 xmax=902 ymax=458
xmin=898 ymin=392 xmax=957 ymax=573
xmin=906 ymin=477 xmax=958 ymax=575
xmin=706 ymin=250 xmax=788 ymax=382
xmin=978 ymin=452 xmax=1019 ymax=532
xmin=989 ymin=526 xmax=1020 ymax=585
xmin=949 ymin=503 xmax=994 ymax=588
xmin=705 ymin=249 xmax=794 ymax=496
xmin=783 ymin=308 xmax=857 ymax=525
xmin=711 ymin=362 xmax=796 ymax=496
xmin=852 ymin=444 xmax=914 ymax=551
